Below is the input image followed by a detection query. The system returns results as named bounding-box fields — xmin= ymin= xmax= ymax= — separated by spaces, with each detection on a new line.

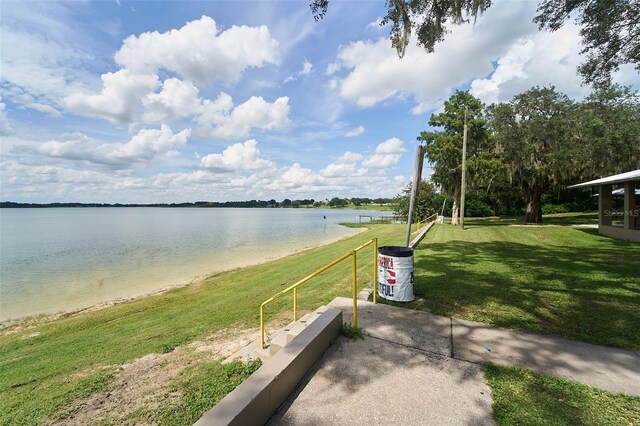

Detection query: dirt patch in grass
xmin=49 ymin=328 xmax=257 ymax=425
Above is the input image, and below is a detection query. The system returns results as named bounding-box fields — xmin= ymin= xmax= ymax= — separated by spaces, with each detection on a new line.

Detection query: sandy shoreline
xmin=0 ymin=226 xmax=367 ymax=330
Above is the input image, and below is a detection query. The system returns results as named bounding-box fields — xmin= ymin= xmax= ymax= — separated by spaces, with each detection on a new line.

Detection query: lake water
xmin=0 ymin=207 xmax=386 ymax=322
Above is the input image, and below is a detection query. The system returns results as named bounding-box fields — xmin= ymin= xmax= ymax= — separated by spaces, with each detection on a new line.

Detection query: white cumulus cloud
xmin=326 ymin=62 xmax=341 ymax=76
xmin=332 ymin=1 xmax=637 ymax=113
xmin=367 ymin=17 xmax=385 ymax=30
xmin=4 ymin=135 xmax=409 ymax=202
xmin=345 ymin=126 xmax=365 ymax=137
xmin=470 ymin=25 xmax=591 ymax=104
xmin=101 ymin=125 xmax=190 ymax=164
xmin=320 ymin=162 xmax=367 ymax=178
xmin=284 ymin=59 xmax=313 ymax=83
xmin=36 ymin=125 xmax=190 ymax=168
xmin=63 ymin=69 xmax=159 ymax=124
xmin=336 ymin=151 xmax=365 ymax=164
xmin=268 ymin=163 xmax=323 ymax=190
xmin=62 ymin=16 xmax=280 ymax=125
xmin=300 ymin=59 xmax=312 ymax=76
xmin=362 ymin=138 xmax=406 ymax=168
xmin=196 ymin=94 xmax=290 ymax=138
xmin=114 ymin=16 xmax=279 ymax=86
xmin=142 ymin=78 xmax=202 ymax=123
xmin=199 ymin=139 xmax=275 ymax=172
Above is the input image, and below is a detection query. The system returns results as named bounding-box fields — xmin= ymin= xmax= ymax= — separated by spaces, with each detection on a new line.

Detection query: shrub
xmin=542 ymin=204 xmax=571 ymax=214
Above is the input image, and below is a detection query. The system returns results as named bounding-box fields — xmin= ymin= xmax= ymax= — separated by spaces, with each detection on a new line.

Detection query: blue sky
xmin=1 ymin=0 xmax=637 ymax=203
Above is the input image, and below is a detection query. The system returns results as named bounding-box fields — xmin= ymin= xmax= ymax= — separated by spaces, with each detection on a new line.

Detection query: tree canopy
xmin=576 ymin=84 xmax=640 ymax=175
xmin=417 ymin=84 xmax=638 ymax=224
xmin=534 ymin=0 xmax=640 ymax=87
xmin=328 ymin=196 xmax=348 ymax=207
xmin=310 ymin=0 xmax=639 ymax=86
xmin=418 ymin=90 xmax=494 ymax=224
xmin=394 ymin=179 xmax=438 ymax=221
xmin=487 ymin=86 xmax=576 ymax=223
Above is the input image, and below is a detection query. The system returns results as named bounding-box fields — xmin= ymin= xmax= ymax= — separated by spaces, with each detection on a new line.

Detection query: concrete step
xmin=225 ymin=305 xmax=332 ymax=363
xmin=268 ymin=330 xmax=290 ymax=352
xmin=223 ymin=339 xmax=262 ymax=364
xmin=358 ymin=282 xmax=374 ymax=301
xmin=298 ymin=312 xmax=320 ymax=325
xmin=286 ymin=322 xmax=308 ymax=342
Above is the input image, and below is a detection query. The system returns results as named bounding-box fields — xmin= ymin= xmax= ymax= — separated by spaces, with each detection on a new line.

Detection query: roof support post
xmin=599 ymin=184 xmax=612 ymax=228
xmin=624 ymin=181 xmax=637 ymax=230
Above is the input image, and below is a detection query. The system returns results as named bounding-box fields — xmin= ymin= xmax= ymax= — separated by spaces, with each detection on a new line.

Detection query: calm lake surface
xmin=0 ymin=207 xmax=387 ymax=322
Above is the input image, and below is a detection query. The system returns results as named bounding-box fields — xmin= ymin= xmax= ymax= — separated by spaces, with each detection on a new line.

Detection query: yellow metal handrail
xmin=353 ymin=238 xmax=379 ymax=305
xmin=412 ymin=213 xmax=438 ymax=235
xmin=425 ymin=212 xmax=438 ymax=227
xmin=259 ymin=238 xmax=378 ymax=349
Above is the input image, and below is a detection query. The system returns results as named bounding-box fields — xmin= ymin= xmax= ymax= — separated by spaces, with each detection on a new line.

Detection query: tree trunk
xmin=451 ymin=185 xmax=460 ymax=225
xmin=525 ymin=189 xmax=543 ymax=223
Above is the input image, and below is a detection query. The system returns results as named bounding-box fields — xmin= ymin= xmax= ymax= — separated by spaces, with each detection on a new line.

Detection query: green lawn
xmin=485 ymin=364 xmax=640 ymax=425
xmin=156 ymin=359 xmax=261 ymax=426
xmin=400 ymin=214 xmax=640 ymax=349
xmin=0 ymin=223 xmax=405 ymax=425
xmin=343 ymin=203 xmax=396 ymax=211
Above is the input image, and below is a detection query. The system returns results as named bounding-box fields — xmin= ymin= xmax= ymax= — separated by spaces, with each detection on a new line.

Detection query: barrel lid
xmin=378 ymin=245 xmax=413 ymax=257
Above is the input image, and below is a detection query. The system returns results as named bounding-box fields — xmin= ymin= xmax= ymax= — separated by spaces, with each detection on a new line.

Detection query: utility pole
xmin=405 ymin=144 xmax=424 ymax=247
xmin=460 ymin=106 xmax=468 ymax=230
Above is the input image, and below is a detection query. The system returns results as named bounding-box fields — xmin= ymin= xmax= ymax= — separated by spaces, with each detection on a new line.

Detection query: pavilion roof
xmin=569 ymin=169 xmax=640 ymax=188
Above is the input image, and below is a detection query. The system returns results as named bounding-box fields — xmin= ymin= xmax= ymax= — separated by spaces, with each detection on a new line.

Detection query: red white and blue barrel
xmin=377 ymin=246 xmax=414 ymax=302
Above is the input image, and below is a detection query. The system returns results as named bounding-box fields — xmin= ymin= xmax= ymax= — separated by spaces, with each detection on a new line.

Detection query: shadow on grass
xmin=542 ymin=212 xmax=599 ymax=226
xmin=407 ymin=237 xmax=640 ymax=349
xmin=461 ymin=212 xmax=599 ymax=228
xmin=485 ymin=364 xmax=640 ymax=425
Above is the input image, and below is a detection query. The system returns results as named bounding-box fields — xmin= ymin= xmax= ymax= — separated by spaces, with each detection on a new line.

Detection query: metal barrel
xmin=377 ymin=246 xmax=414 ymax=302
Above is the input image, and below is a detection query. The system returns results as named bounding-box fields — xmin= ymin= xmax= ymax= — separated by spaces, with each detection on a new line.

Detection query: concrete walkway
xmin=269 ymin=297 xmax=640 ymax=425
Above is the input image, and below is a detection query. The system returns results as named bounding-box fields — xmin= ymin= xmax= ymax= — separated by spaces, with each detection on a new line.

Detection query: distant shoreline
xmin=0 ymin=201 xmax=301 ymax=208
xmin=0 ymin=201 xmax=395 ymax=210
xmin=0 ymin=200 xmax=394 ymax=211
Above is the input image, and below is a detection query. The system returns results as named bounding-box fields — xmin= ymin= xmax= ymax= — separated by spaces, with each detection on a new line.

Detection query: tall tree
xmin=534 ymin=0 xmax=640 ymax=87
xmin=310 ymin=0 xmax=639 ymax=86
xmin=487 ymin=86 xmax=575 ymax=223
xmin=418 ymin=91 xmax=492 ymax=225
xmin=394 ymin=179 xmax=438 ymax=222
xmin=577 ymin=84 xmax=640 ymax=177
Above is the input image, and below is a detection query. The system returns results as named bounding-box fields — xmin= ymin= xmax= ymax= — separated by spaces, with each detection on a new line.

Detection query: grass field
xmin=3 ymin=213 xmax=638 ymax=424
xmin=343 ymin=203 xmax=396 ymax=211
xmin=0 ymin=223 xmax=406 ymax=425
xmin=399 ymin=213 xmax=640 ymax=349
xmin=485 ymin=364 xmax=640 ymax=425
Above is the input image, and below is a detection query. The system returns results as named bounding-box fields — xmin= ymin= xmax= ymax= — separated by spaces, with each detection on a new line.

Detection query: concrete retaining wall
xmin=195 ymin=306 xmax=343 ymax=426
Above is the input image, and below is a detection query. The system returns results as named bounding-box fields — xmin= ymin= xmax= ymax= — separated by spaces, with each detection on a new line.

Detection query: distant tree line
xmin=0 ymin=200 xmax=292 ymax=208
xmin=0 ymin=197 xmax=395 ymax=209
xmin=396 ymin=84 xmax=639 ymax=223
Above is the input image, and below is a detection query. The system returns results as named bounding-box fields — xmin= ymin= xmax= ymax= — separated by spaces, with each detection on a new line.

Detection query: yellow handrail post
xmin=373 ymin=237 xmax=378 ymax=304
xmin=260 ymin=303 xmax=265 ymax=349
xmin=352 ymin=250 xmax=358 ymax=328
xmin=259 ymin=240 xmax=384 ymax=348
